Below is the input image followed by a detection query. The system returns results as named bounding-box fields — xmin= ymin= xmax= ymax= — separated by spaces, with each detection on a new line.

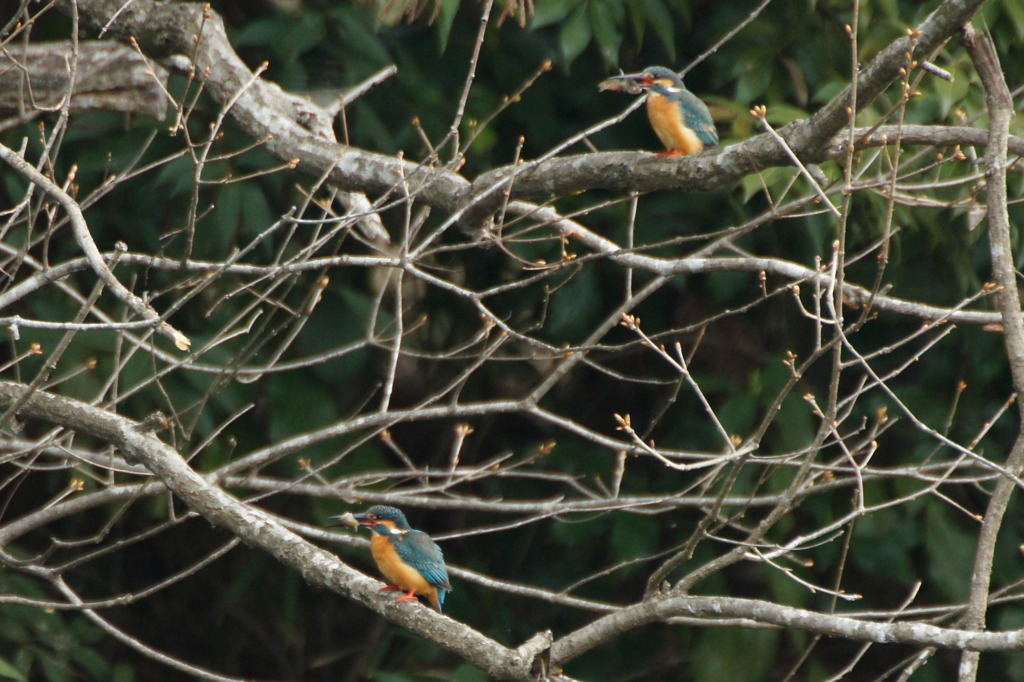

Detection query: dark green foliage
xmin=5 ymin=0 xmax=1024 ymax=680
xmin=0 ymin=575 xmax=127 ymax=682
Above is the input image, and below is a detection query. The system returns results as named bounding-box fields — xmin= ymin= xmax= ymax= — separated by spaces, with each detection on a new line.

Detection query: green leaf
xmin=642 ymin=0 xmax=675 ymax=63
xmin=546 ymin=265 xmax=598 ymax=340
xmin=154 ymin=155 xmax=194 ymax=198
xmin=531 ymin=0 xmax=581 ymax=29
xmin=0 ymin=656 xmax=26 ymax=682
xmin=239 ymin=182 xmax=273 ymax=240
xmin=560 ymin=4 xmax=593 ymax=65
xmin=436 ymin=0 xmax=460 ymax=52
xmin=735 ymin=58 xmax=773 ymax=103
xmin=330 ymin=6 xmax=393 ymax=68
xmin=68 ymin=646 xmax=109 ymax=680
xmin=111 ymin=664 xmax=135 ymax=682
xmin=626 ymin=2 xmax=646 ymax=48
xmin=373 ymin=673 xmax=417 ymax=682
xmin=589 ymin=0 xmax=623 ymax=67
xmin=449 ymin=664 xmax=490 ymax=682
xmin=718 ymin=392 xmax=757 ymax=435
xmin=692 ymin=627 xmax=780 ymax=682
xmin=39 ymin=656 xmax=72 ymax=682
xmin=925 ymin=505 xmax=973 ymax=601
xmin=280 ymin=12 xmax=327 ymax=57
xmin=208 ymin=181 xmax=243 ymax=256
xmin=764 ymin=103 xmax=811 ymax=126
xmin=1002 ymin=1 xmax=1024 ymax=40
xmin=231 ymin=18 xmax=287 ymax=48
xmin=611 ymin=513 xmax=657 ymax=560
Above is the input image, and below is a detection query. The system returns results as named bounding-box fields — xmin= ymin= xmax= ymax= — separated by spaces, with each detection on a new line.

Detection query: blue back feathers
xmin=642 ymin=66 xmax=718 ymax=149
xmin=363 ymin=505 xmax=452 ymax=608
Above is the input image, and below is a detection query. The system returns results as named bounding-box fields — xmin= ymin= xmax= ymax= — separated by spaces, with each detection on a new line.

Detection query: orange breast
xmin=371 ymin=534 xmax=439 ymax=602
xmin=646 ymin=92 xmax=704 ymax=155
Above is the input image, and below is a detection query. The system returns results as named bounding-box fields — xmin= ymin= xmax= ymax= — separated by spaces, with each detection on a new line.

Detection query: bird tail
xmin=433 ymin=587 xmax=449 ymax=613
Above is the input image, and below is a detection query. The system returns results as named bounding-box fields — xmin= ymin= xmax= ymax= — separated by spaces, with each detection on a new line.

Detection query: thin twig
xmin=0 ymin=143 xmax=190 ymax=350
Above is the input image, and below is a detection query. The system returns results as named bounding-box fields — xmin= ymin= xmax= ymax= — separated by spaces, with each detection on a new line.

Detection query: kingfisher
xmin=334 ymin=505 xmax=452 ymax=613
xmin=599 ymin=66 xmax=718 ymax=157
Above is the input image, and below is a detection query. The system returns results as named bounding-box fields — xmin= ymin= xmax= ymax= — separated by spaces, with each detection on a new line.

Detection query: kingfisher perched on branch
xmin=334 ymin=505 xmax=452 ymax=613
xmin=600 ymin=66 xmax=718 ymax=157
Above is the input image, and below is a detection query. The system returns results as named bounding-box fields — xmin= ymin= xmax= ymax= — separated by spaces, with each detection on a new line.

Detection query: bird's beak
xmin=328 ymin=512 xmax=363 ymax=528
xmin=350 ymin=512 xmax=379 ymax=526
xmin=598 ymin=72 xmax=652 ymax=94
xmin=617 ymin=71 xmax=653 ymax=82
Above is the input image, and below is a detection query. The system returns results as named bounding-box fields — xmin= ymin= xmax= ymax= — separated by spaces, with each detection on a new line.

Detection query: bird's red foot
xmin=395 ymin=589 xmax=419 ymax=603
xmin=655 ymin=149 xmax=688 ymax=158
xmin=379 ymin=584 xmax=401 ymax=592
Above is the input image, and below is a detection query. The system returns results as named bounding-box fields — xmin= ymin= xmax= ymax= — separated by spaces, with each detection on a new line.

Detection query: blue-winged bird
xmin=600 ymin=66 xmax=718 ymax=157
xmin=337 ymin=505 xmax=452 ymax=612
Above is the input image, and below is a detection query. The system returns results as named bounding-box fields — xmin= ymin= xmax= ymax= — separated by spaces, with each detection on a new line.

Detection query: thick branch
xmin=0 ymin=40 xmax=168 ymax=118
xmin=957 ymin=24 xmax=1024 ymax=682
xmin=0 ymin=381 xmax=566 ymax=682
xmin=551 ymin=595 xmax=1024 ymax=667
xmin=63 ymin=0 xmax=468 ymax=209
xmin=465 ymin=0 xmax=988 ymax=215
xmin=472 ymin=124 xmax=1022 ymax=200
xmin=61 ymin=0 xmax=990 ymax=222
xmin=790 ymin=0 xmax=987 ymax=153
